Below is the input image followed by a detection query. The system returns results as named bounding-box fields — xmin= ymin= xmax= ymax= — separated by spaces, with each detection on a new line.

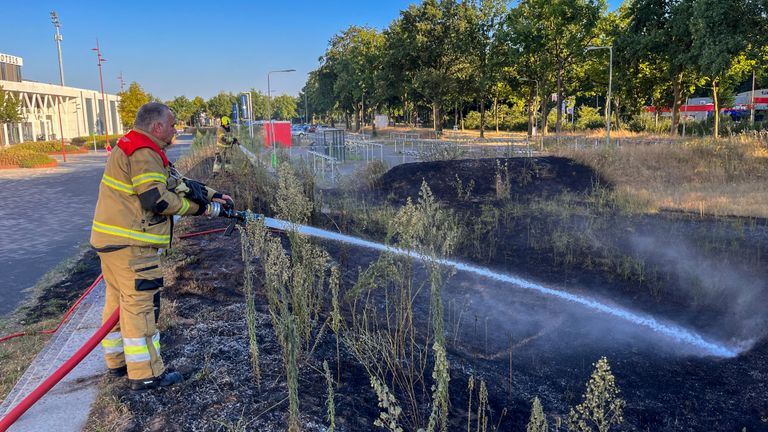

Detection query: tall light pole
xmin=520 ymin=77 xmax=540 ymax=155
xmin=50 ymin=11 xmax=65 ymax=86
xmin=586 ymin=45 xmax=613 ymax=146
xmin=267 ymin=69 xmax=295 ymax=168
xmin=92 ymin=40 xmax=110 ymax=152
xmin=50 ymin=11 xmax=67 ymax=161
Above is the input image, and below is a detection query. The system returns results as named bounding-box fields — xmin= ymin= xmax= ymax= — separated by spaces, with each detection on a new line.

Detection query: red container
xmin=264 ymin=121 xmax=291 ymax=148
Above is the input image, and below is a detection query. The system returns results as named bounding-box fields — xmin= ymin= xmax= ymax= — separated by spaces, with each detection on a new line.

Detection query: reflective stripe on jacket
xmin=90 ymin=129 xmax=215 ymax=249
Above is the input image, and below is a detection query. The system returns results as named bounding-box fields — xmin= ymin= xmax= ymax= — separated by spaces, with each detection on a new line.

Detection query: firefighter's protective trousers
xmin=99 ymin=246 xmax=165 ymax=380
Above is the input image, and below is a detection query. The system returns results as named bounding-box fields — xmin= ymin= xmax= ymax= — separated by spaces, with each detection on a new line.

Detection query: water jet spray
xmin=262 ymin=217 xmax=740 ymax=358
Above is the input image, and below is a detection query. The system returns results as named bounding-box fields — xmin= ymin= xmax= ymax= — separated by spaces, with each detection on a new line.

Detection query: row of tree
xmin=301 ymin=0 xmax=768 ymax=138
xmin=117 ymin=82 xmax=298 ymax=130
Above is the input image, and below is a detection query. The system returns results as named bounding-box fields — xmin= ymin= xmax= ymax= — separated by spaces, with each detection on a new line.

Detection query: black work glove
xmin=183 ymin=179 xmax=210 ymax=208
xmin=213 ymin=192 xmax=235 ymax=210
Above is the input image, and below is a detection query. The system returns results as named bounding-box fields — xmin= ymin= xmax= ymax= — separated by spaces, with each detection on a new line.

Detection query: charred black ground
xmin=85 ymin=156 xmax=768 ymax=431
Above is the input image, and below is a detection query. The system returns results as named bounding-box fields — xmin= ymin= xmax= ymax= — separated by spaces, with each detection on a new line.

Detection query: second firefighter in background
xmin=213 ymin=115 xmax=239 ymax=174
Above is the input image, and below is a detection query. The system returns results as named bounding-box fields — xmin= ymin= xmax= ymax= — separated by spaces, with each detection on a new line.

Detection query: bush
xmin=14 ymin=141 xmax=83 ymax=153
xmin=71 ymin=135 xmax=121 ymax=149
xmin=626 ymin=113 xmax=672 ymax=134
xmin=0 ymin=147 xmax=56 ymax=168
xmin=464 ymin=111 xmax=481 ymax=130
xmin=575 ymin=106 xmax=605 ymax=130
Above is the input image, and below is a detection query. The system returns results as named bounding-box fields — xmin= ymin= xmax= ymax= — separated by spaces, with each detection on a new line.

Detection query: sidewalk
xmin=0 ymin=279 xmax=106 ymax=431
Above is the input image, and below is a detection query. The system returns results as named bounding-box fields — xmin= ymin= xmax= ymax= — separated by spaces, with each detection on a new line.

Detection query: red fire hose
xmin=0 ymin=308 xmax=119 ymax=431
xmin=0 ymin=224 xmax=277 ymax=430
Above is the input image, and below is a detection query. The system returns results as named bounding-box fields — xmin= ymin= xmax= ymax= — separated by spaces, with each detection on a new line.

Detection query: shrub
xmin=626 ymin=113 xmax=671 ymax=134
xmin=575 ymin=106 xmax=605 ymax=130
xmin=464 ymin=111 xmax=482 ymax=130
xmin=71 ymin=135 xmax=121 ymax=149
xmin=14 ymin=141 xmax=82 ymax=153
xmin=0 ymin=147 xmax=56 ymax=168
xmin=568 ymin=356 xmax=625 ymax=432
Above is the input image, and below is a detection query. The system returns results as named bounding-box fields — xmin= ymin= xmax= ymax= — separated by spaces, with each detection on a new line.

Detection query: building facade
xmin=0 ymin=51 xmax=122 ymax=146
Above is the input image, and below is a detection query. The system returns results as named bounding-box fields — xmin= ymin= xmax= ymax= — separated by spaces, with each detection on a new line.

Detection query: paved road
xmin=0 ymin=135 xmax=191 ymax=316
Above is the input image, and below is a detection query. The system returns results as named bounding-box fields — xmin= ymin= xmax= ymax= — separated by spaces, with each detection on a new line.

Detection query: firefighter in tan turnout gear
xmin=212 ymin=116 xmax=238 ymax=175
xmin=91 ymin=102 xmax=233 ymax=391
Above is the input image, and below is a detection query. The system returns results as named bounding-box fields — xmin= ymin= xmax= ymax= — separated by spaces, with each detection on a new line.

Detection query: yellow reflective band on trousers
xmin=123 ymin=333 xmax=160 ymax=363
xmin=92 ymin=220 xmax=170 ymax=245
xmin=131 ymin=172 xmax=167 ymax=187
xmin=101 ymin=331 xmax=124 ymax=354
xmin=101 ymin=175 xmax=135 ymax=195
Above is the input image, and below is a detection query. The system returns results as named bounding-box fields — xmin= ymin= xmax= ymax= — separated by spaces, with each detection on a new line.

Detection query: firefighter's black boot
xmin=129 ymin=371 xmax=183 ymax=391
xmin=108 ymin=365 xmax=127 ymax=377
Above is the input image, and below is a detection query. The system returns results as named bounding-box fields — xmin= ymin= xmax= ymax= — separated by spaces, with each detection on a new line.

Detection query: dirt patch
xmin=84 ymin=157 xmax=768 ymax=431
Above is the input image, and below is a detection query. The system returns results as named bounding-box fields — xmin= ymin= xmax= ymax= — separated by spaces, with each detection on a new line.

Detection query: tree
xmin=394 ymin=0 xmax=474 ymax=131
xmin=568 ymin=357 xmax=625 ymax=432
xmin=273 ymin=94 xmax=298 ymax=120
xmin=166 ymin=96 xmax=195 ymax=126
xmin=206 ymin=92 xmax=237 ymax=119
xmin=527 ymin=397 xmax=549 ymax=432
xmin=0 ymin=86 xmax=21 ymax=146
xmin=690 ymin=0 xmax=751 ymax=138
xmin=465 ymin=0 xmax=509 ymax=137
xmin=117 ymin=82 xmax=153 ymax=130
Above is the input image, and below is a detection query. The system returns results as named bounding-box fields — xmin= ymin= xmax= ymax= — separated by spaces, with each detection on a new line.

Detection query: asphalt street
xmin=0 ymin=135 xmax=191 ymax=316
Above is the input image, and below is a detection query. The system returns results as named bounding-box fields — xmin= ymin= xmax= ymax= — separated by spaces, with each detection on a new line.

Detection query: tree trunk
xmin=541 ymin=102 xmax=550 ymax=136
xmin=454 ymin=102 xmax=458 ymax=128
xmin=671 ymin=72 xmax=683 ymax=135
xmin=460 ymin=107 xmax=464 ymax=131
xmin=432 ymin=101 xmax=442 ymax=132
xmin=480 ymin=99 xmax=485 ymax=138
xmin=494 ymin=95 xmax=499 ymax=133
xmin=613 ymin=96 xmax=621 ymax=130
xmin=354 ymin=106 xmax=360 ymax=132
xmin=556 ymin=67 xmax=563 ymax=134
xmin=712 ymin=77 xmax=719 ymax=140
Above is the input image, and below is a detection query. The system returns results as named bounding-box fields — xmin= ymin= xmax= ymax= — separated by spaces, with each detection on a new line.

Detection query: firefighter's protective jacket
xmin=216 ymin=126 xmax=237 ymax=149
xmin=90 ymin=128 xmax=218 ymax=250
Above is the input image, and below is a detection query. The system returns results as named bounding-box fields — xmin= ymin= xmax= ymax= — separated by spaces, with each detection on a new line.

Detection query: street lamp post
xmin=585 ymin=45 xmax=613 ymax=146
xmin=92 ymin=40 xmax=110 ymax=153
xmin=267 ymin=69 xmax=295 ymax=168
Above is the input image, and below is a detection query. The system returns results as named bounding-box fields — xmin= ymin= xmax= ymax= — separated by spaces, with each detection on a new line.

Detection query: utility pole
xmin=304 ymin=91 xmax=308 ymax=125
xmin=92 ymin=40 xmax=110 ymax=152
xmin=50 ymin=11 xmax=65 ymax=86
xmin=751 ymin=70 xmax=756 ymax=125
xmin=118 ymin=71 xmax=126 ymax=93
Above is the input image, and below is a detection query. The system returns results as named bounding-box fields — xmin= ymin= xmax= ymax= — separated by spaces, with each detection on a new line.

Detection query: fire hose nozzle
xmin=221 ymin=209 xmax=263 ymax=236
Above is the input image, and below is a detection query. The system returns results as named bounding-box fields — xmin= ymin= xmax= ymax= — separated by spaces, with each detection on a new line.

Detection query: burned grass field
xmin=87 ymin=155 xmax=768 ymax=431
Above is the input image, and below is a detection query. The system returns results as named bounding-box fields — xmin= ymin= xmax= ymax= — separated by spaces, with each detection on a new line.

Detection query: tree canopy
xmin=117 ymin=82 xmax=153 ymax=130
xmin=301 ymin=0 xmax=767 ymax=137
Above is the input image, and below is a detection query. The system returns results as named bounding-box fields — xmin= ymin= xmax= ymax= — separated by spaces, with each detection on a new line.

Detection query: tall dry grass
xmin=557 ymin=137 xmax=768 ymax=217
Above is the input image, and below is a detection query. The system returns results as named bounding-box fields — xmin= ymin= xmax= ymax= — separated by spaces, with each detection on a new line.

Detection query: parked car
xmin=291 ymin=125 xmax=306 ymax=137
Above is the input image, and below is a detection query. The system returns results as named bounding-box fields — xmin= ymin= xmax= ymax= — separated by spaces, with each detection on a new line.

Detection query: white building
xmin=0 ymin=51 xmax=122 ymax=146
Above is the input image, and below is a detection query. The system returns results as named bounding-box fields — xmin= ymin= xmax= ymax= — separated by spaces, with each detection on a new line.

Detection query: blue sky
xmin=2 ymin=0 xmax=621 ymax=101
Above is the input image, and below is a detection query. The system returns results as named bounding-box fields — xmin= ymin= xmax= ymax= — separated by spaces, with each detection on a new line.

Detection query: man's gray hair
xmin=134 ymin=102 xmax=172 ymax=130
